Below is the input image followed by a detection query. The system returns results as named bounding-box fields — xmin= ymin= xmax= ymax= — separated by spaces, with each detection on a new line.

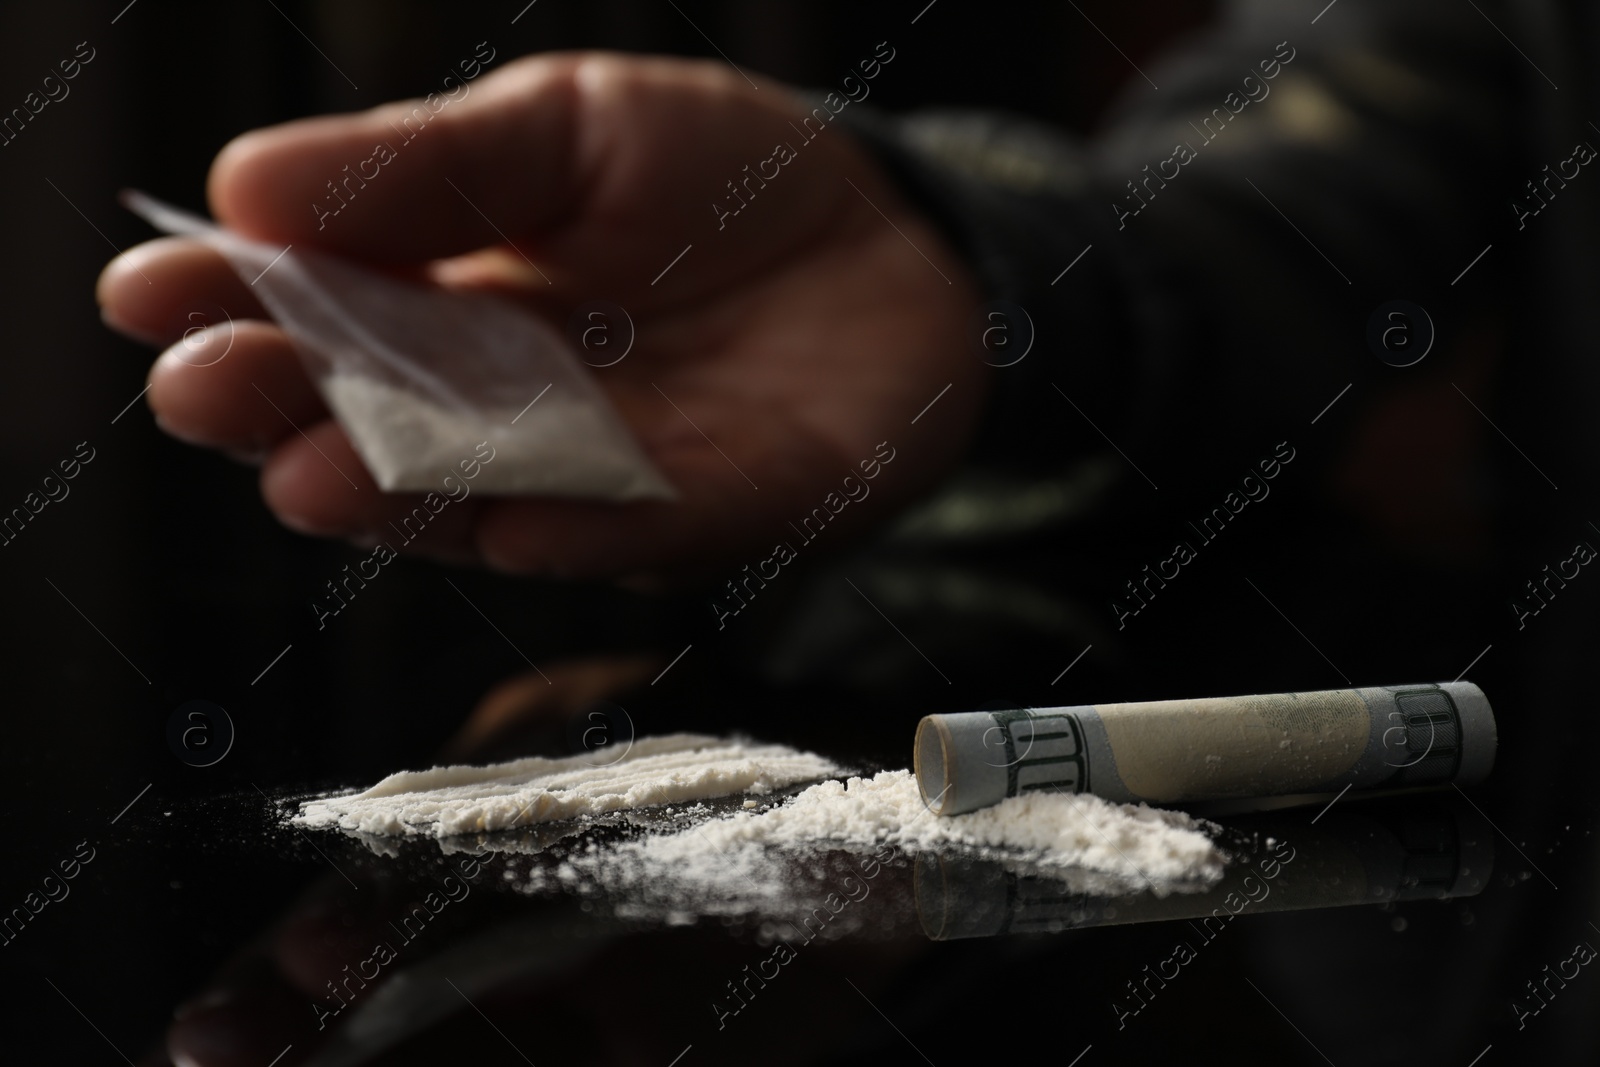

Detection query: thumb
xmin=207 ymin=51 xmax=587 ymax=262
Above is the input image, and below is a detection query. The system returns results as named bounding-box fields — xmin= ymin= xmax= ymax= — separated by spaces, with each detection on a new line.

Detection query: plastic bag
xmin=123 ymin=191 xmax=675 ymax=501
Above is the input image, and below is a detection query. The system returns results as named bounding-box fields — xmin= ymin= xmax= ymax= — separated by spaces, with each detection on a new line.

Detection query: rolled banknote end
xmin=1450 ymin=683 xmax=1497 ymax=785
xmin=916 ymin=682 xmax=1496 ymax=816
xmin=915 ymin=709 xmax=1026 ymax=816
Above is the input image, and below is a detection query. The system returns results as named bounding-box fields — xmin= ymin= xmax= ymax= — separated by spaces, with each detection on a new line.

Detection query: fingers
xmin=97 ymin=237 xmax=267 ymax=346
xmin=208 ymin=52 xmax=589 ymax=261
xmin=98 ymin=238 xmax=487 ymax=561
xmin=260 ymin=421 xmax=482 ymax=559
xmin=148 ymin=321 xmax=325 ymax=454
xmin=99 ymin=238 xmax=325 ymax=455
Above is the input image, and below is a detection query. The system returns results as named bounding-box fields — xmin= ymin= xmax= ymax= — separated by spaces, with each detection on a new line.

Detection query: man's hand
xmin=97 ymin=52 xmax=985 ymax=578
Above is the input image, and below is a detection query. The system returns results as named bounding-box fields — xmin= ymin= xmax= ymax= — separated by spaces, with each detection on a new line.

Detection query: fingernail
xmin=173 ymin=987 xmax=234 ymax=1022
xmin=224 ymin=447 xmax=268 ymax=468
xmin=276 ymin=510 xmax=346 ymax=537
xmin=100 ymin=306 xmax=164 ymax=347
xmin=152 ymin=412 xmax=218 ymax=449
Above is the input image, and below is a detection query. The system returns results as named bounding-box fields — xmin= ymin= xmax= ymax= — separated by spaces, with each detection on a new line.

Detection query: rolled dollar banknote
xmin=915 ymin=683 xmax=1495 ymax=816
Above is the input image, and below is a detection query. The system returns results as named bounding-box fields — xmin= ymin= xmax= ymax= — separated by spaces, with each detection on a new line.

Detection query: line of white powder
xmin=290 ymin=734 xmax=840 ymax=838
xmin=289 ymin=735 xmax=1226 ymax=907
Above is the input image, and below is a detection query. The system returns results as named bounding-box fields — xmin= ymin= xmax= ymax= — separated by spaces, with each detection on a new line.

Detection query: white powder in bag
xmin=321 ymin=374 xmax=665 ymax=498
xmin=121 ymin=191 xmax=675 ymax=502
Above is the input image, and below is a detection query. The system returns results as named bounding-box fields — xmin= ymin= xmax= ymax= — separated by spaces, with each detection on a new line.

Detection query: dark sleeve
xmin=840 ymin=0 xmax=1522 ymax=494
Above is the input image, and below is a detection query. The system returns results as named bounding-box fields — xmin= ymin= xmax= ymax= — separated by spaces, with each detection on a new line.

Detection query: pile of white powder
xmin=292 ymin=734 xmax=839 ymax=837
xmin=543 ymin=770 xmax=1224 ymax=911
xmin=674 ymin=770 xmax=1221 ymax=883
xmin=291 ymin=735 xmax=1225 ymax=911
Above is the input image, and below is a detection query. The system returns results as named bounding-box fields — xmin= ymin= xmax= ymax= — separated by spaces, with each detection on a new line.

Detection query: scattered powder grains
xmin=532 ymin=771 xmax=1223 ymax=917
xmin=291 ymin=735 xmax=1224 ymax=892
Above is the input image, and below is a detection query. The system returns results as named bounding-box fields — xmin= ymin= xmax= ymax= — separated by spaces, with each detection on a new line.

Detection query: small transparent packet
xmin=123 ymin=191 xmax=674 ymax=501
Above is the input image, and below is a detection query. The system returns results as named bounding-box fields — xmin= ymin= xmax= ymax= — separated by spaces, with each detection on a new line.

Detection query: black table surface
xmin=8 ymin=719 xmax=1592 ymax=1067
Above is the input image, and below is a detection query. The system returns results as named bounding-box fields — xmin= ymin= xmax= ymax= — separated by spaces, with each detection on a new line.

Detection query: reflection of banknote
xmin=916 ymin=796 xmax=1492 ymax=940
xmin=916 ymin=683 xmax=1495 ymax=815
